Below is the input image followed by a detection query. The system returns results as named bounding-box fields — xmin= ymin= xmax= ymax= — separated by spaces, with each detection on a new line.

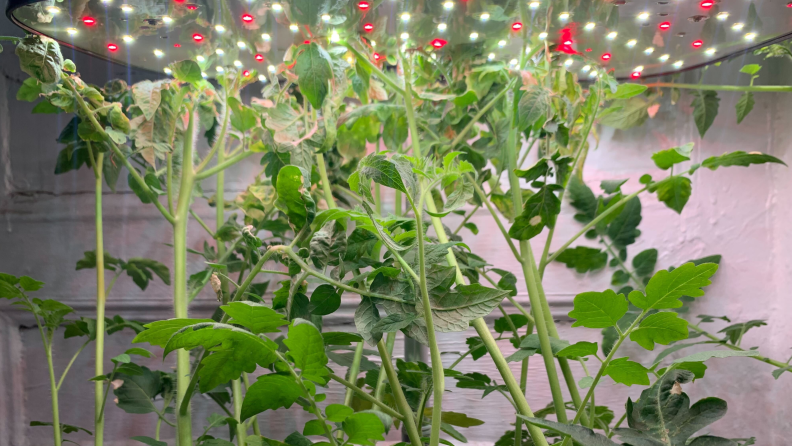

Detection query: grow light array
xmin=6 ymin=0 xmax=791 ymax=79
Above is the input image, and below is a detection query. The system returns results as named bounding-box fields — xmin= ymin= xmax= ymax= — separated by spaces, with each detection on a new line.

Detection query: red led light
xmin=255 ymin=53 xmax=264 ymax=62
xmin=692 ymin=39 xmax=703 ymax=48
xmin=358 ymin=1 xmax=370 ymax=10
xmin=363 ymin=23 xmax=374 ymax=32
xmin=243 ymin=70 xmax=251 ymax=77
xmin=186 ymin=4 xmax=197 ymax=10
xmin=174 ymin=0 xmax=184 ymax=3
xmin=787 ymin=1 xmax=792 ymax=7
xmin=174 ymin=43 xmax=181 ymax=48
xmin=192 ymin=33 xmax=204 ymax=42
xmin=700 ymin=0 xmax=713 ymax=8
xmin=563 ymin=39 xmax=573 ymax=46
xmin=585 ymin=48 xmax=592 ymax=52
xmin=431 ymin=38 xmax=448 ymax=48
xmin=373 ymin=52 xmax=381 ymax=61
xmin=631 ymin=71 xmax=641 ymax=79
xmin=242 ymin=13 xmax=254 ymax=22
xmin=512 ymin=22 xmax=523 ymax=31
xmin=107 ymin=43 xmax=118 ymax=51
xmin=659 ymin=21 xmax=671 ymax=30
xmin=601 ymin=53 xmax=611 ymax=60
xmin=82 ymin=16 xmax=96 ymax=26
xmin=304 ymin=40 xmax=310 ymax=44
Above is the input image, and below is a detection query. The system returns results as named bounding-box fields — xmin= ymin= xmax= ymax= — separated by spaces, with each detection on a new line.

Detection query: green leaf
xmin=354 ymin=297 xmax=382 ymax=346
xmin=350 ymin=154 xmax=417 ymax=203
xmin=608 ymin=83 xmax=648 ymax=100
xmin=517 ymin=334 xmax=570 ymax=357
xmin=652 ymin=176 xmax=692 ymax=214
xmin=630 ymin=312 xmax=689 ymax=350
xmin=508 ymin=184 xmax=562 ymax=240
xmin=444 ymin=179 xmax=474 ymax=213
xmin=652 ymin=142 xmax=694 ymax=170
xmin=629 ymin=262 xmax=718 ymax=310
xmin=426 ymin=284 xmax=509 ymax=332
xmin=221 ymin=301 xmax=288 ymax=334
xmin=32 ymin=101 xmax=60 ymax=114
xmin=735 ymin=92 xmax=754 ymax=124
xmin=240 ymin=374 xmax=303 ymax=420
xmin=691 ymin=90 xmax=720 ymax=137
xmin=309 ymin=284 xmax=341 ymax=316
xmin=518 ymin=416 xmax=618 ymax=446
xmin=600 ymin=179 xmax=628 ymax=194
xmin=740 ymin=64 xmax=761 ymax=75
xmin=17 ymin=77 xmax=42 ymax=102
xmin=290 ymin=0 xmax=329 ymax=26
xmin=372 ymin=313 xmax=418 ymax=334
xmin=227 ymin=97 xmax=258 ymax=132
xmin=284 ymin=319 xmax=329 ymax=384
xmin=556 ymin=341 xmax=598 ymax=358
xmin=604 ymin=357 xmax=650 ymax=386
xmin=170 ymin=60 xmax=203 ymax=84
xmin=131 ymin=436 xmax=167 ymax=446
xmin=125 ymin=347 xmax=153 ymax=358
xmin=632 ymin=249 xmax=658 ymax=277
xmin=123 ymin=258 xmax=170 ymax=290
xmin=15 ymin=35 xmax=63 ymax=84
xmin=131 ymin=80 xmax=162 ymax=121
xmin=555 ymin=246 xmax=608 ymax=273
xmin=19 ymin=276 xmax=44 ymax=291
xmin=433 ymin=411 xmax=485 ymax=427
xmin=325 ymin=404 xmax=355 ymax=422
xmin=493 ymin=314 xmax=529 ymax=334
xmin=568 ymin=176 xmax=598 ymax=222
xmin=607 ymin=196 xmax=641 ymax=247
xmin=295 ymin=43 xmax=333 ymax=109
xmin=322 ymin=332 xmax=363 ymax=345
xmin=700 ymin=151 xmax=786 ymax=170
xmin=132 ymin=318 xmax=215 ymax=347
xmin=275 ymin=165 xmax=316 ymax=231
xmin=599 ymin=96 xmax=651 ymax=130
xmin=569 ymin=289 xmax=628 ymax=328
xmin=342 ymin=412 xmax=386 ymax=445
xmin=718 ymin=320 xmax=767 ymax=344
xmin=516 ymin=87 xmax=551 ymax=131
xmin=670 ymin=350 xmax=759 ymax=365
xmin=113 ymin=366 xmax=163 ymax=414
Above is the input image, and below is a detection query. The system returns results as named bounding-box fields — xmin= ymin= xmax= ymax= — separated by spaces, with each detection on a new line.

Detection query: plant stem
xmin=194 ymin=151 xmax=254 ymax=181
xmin=688 ymin=324 xmax=792 ymax=372
xmin=316 ymin=153 xmax=337 ymax=209
xmin=57 ymin=340 xmax=89 ymax=391
xmin=453 ymin=204 xmax=481 ymax=235
xmin=468 ymin=175 xmax=520 ymax=258
xmin=173 ymin=104 xmax=196 ymax=446
xmin=328 ymin=373 xmax=404 ymax=421
xmin=602 ymin=238 xmax=644 ymax=286
xmin=646 ymin=82 xmax=792 ymax=92
xmin=376 ymin=340 xmax=423 ymax=446
xmin=43 ymin=334 xmax=62 ymax=446
xmin=341 ymin=342 xmax=365 ymax=411
xmin=448 ymin=79 xmax=516 ymax=149
xmin=232 ymin=379 xmax=246 ymax=446
xmin=373 ymin=332 xmax=396 ymax=401
xmin=513 ymin=356 xmax=530 ymax=446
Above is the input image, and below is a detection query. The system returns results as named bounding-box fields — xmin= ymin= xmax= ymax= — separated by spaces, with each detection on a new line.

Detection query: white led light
xmin=480 ymin=13 xmax=490 ymax=21
xmin=705 ymin=48 xmax=716 ymax=55
xmin=529 ymin=1 xmax=540 ymax=9
xmin=101 ymin=0 xmax=111 ymax=3
xmin=626 ymin=39 xmax=637 ymax=48
xmin=581 ymin=65 xmax=591 ymax=72
xmin=122 ymin=35 xmax=134 ymax=43
xmin=564 ymin=58 xmax=573 ymax=66
xmin=659 ymin=54 xmax=669 ymax=62
xmin=400 ymin=12 xmax=411 ymax=22
xmin=400 ymin=32 xmax=409 ymax=40
xmin=216 ymin=48 xmax=225 ymax=55
xmin=744 ymin=32 xmax=757 ymax=41
xmin=45 ymin=6 xmax=60 ymax=14
xmin=201 ymin=71 xmax=208 ymax=78
xmin=215 ymin=25 xmax=226 ymax=33
xmin=443 ymin=1 xmax=454 ymax=10
xmin=271 ymin=3 xmax=282 ymax=11
xmin=633 ymin=65 xmax=644 ymax=72
xmin=346 ymin=56 xmax=354 ymax=64
xmin=558 ymin=12 xmax=569 ymax=20
xmin=196 ymin=55 xmax=205 ymax=62
xmin=732 ymin=22 xmax=744 ymax=31
xmin=66 ymin=27 xmax=78 ymax=35
xmin=584 ymin=22 xmax=595 ymax=31
xmin=120 ymin=4 xmax=133 ymax=12
xmin=488 ymin=53 xmax=495 ymax=61
xmin=673 ymin=60 xmax=684 ymax=68
xmin=370 ymin=40 xmax=376 ymax=47
xmin=237 ymin=41 xmax=246 ymax=48
xmin=261 ymin=33 xmax=271 ymax=41
xmin=509 ymin=59 xmax=518 ymax=66
xmin=258 ymin=74 xmax=267 ymax=82
xmin=438 ymin=23 xmax=447 ymax=31
xmin=644 ymin=47 xmax=654 ymax=54
xmin=431 ymin=53 xmax=437 ymax=60
xmin=289 ymin=24 xmax=298 ymax=32
xmin=538 ymin=32 xmax=547 ymax=40
xmin=330 ymin=30 xmax=340 ymax=42
xmin=606 ymin=31 xmax=618 ymax=40
xmin=267 ymin=64 xmax=276 ymax=73
xmin=637 ymin=12 xmax=649 ymax=21
xmin=162 ymin=16 xmax=172 ymax=23
xmin=164 ymin=67 xmax=172 ymax=74
xmin=234 ymin=60 xmax=243 ymax=68
xmin=589 ymin=70 xmax=597 ymax=78
xmin=216 ymin=66 xmax=224 ymax=73
xmin=321 ymin=14 xmax=330 ymax=22
xmin=154 ymin=49 xmax=163 ymax=57
xmin=470 ymin=32 xmax=479 ymax=40
xmin=716 ymin=12 xmax=729 ymax=21
xmin=498 ymin=40 xmax=506 ymax=48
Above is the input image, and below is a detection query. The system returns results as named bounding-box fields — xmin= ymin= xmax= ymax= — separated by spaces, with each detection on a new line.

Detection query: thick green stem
xmin=472 ymin=319 xmax=548 ymax=446
xmin=44 ymin=339 xmax=62 ymax=446
xmin=514 ymin=357 xmax=530 ymax=446
xmin=316 ymin=153 xmax=337 ymax=209
xmin=174 ymin=105 xmax=196 ymax=446
xmin=376 ymin=340 xmax=423 ymax=446
xmin=373 ymin=332 xmax=396 ymax=401
xmin=232 ymin=379 xmax=246 ymax=446
xmin=329 ymin=373 xmax=404 ymax=421
xmin=342 ymin=342 xmax=365 ymax=406
xmin=89 ymin=147 xmax=107 ymax=446
xmin=646 ymin=82 xmax=792 ymax=92
xmin=194 ymin=151 xmax=254 ymax=181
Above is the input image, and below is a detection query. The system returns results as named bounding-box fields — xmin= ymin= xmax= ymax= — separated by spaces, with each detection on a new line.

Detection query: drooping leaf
xmin=568 ymin=176 xmax=598 ymax=222
xmin=241 ymin=374 xmax=303 ymax=420
xmin=227 ymin=97 xmax=258 ymax=133
xmin=518 ymin=416 xmax=619 ymax=446
xmin=354 ymin=297 xmax=382 ymax=346
xmin=283 ymin=319 xmax=329 ymax=384
xmin=425 ymin=284 xmax=509 ymax=332
xmin=700 ymin=151 xmax=786 ymax=171
xmin=113 ymin=366 xmax=163 ymax=414
xmin=309 ymin=284 xmax=341 ymax=316
xmin=295 ymin=43 xmax=333 ymax=109
xmin=607 ymin=196 xmax=641 ymax=247
xmin=508 ymin=184 xmax=562 ymax=240
xmin=15 ymin=35 xmax=63 ymax=84
xmin=652 ymin=176 xmax=692 ymax=214
xmin=632 ymin=249 xmax=658 ymax=277
xmin=735 ymin=92 xmax=755 ymax=124
xmin=170 ymin=60 xmax=203 ymax=84
xmin=691 ymin=90 xmax=720 ymax=137
xmin=569 ymin=289 xmax=628 ymax=328
xmin=555 ymin=246 xmax=608 ymax=273
xmin=275 ymin=165 xmax=316 ymax=230
xmin=516 ymin=87 xmax=551 ymax=131
xmin=670 ymin=350 xmax=759 ymax=365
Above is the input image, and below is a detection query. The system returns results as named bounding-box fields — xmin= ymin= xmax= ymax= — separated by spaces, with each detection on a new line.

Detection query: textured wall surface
xmin=1 ymin=21 xmax=791 ymax=445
